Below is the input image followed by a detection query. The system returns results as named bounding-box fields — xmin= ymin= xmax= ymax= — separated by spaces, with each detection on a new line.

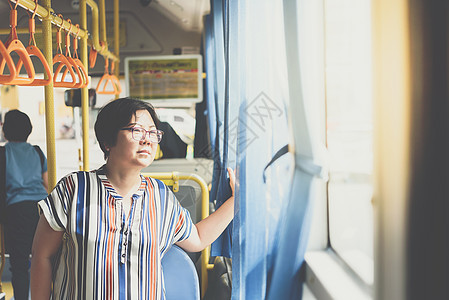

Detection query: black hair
xmin=3 ymin=109 xmax=32 ymax=142
xmin=94 ymin=97 xmax=160 ymax=159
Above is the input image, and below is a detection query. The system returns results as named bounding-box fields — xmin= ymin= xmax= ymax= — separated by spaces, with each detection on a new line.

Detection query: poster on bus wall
xmin=124 ymin=55 xmax=203 ymax=103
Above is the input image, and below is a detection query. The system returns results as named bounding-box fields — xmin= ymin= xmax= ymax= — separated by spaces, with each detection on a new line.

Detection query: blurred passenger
xmin=1 ymin=110 xmax=48 ymax=300
xmin=30 ymin=98 xmax=234 ymax=300
xmin=158 ymin=121 xmax=187 ymax=158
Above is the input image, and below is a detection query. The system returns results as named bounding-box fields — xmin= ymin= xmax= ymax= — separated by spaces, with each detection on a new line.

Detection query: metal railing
xmin=143 ymin=172 xmax=214 ymax=298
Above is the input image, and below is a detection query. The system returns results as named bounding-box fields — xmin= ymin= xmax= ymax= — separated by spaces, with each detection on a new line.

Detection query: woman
xmin=2 ymin=110 xmax=48 ymax=300
xmin=30 ymin=98 xmax=235 ymax=300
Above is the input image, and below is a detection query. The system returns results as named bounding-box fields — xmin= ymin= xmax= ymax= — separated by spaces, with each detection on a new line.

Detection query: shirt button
xmin=122 ymin=254 xmax=126 ymax=257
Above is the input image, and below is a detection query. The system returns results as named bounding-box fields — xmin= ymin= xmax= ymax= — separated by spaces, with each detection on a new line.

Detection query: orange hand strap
xmin=53 ymin=15 xmax=76 ymax=88
xmin=96 ymin=74 xmax=120 ymax=94
xmin=72 ymin=24 xmax=89 ymax=88
xmin=65 ymin=19 xmax=72 ymax=58
xmin=5 ymin=0 xmax=19 ymax=46
xmin=0 ymin=40 xmax=16 ymax=84
xmin=110 ymin=61 xmax=122 ymax=94
xmin=53 ymin=54 xmax=77 ymax=88
xmin=73 ymin=58 xmax=89 ymax=88
xmin=60 ymin=20 xmax=83 ymax=88
xmin=0 ymin=0 xmax=35 ymax=85
xmin=27 ymin=0 xmax=38 ymax=47
xmin=17 ymin=45 xmax=53 ymax=86
xmin=66 ymin=56 xmax=83 ymax=88
xmin=16 ymin=0 xmax=52 ymax=86
xmin=96 ymin=59 xmax=121 ymax=94
xmin=89 ymin=40 xmax=104 ymax=69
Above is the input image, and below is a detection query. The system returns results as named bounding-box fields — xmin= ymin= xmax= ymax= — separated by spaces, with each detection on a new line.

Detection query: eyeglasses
xmin=121 ymin=127 xmax=164 ymax=143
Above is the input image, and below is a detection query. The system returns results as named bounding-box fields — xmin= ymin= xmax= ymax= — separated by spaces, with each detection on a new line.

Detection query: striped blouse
xmin=38 ymin=168 xmax=193 ymax=300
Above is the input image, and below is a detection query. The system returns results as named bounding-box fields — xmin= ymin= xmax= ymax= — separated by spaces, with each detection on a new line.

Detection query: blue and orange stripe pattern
xmin=38 ymin=169 xmax=193 ymax=300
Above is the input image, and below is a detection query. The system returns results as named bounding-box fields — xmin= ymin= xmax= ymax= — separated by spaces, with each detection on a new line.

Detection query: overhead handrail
xmin=9 ymin=0 xmax=88 ymax=38
xmin=8 ymin=0 xmax=118 ymax=62
xmin=0 ymin=0 xmax=35 ymax=85
xmin=16 ymin=0 xmax=52 ymax=86
xmin=96 ymin=58 xmax=121 ymax=94
xmin=85 ymin=0 xmax=118 ymax=61
xmin=53 ymin=14 xmax=76 ymax=88
xmin=72 ymin=24 xmax=89 ymax=88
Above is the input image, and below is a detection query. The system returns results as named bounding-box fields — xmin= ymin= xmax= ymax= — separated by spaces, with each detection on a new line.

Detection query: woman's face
xmin=107 ymin=109 xmax=158 ymax=170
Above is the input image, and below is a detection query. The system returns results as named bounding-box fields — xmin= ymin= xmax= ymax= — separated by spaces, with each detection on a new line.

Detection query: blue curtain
xmin=205 ymin=0 xmax=324 ymax=298
xmin=203 ymin=15 xmax=216 ymax=155
xmin=230 ymin=0 xmax=295 ymax=298
xmin=266 ymin=1 xmax=326 ymax=297
xmin=208 ymin=0 xmax=234 ymax=258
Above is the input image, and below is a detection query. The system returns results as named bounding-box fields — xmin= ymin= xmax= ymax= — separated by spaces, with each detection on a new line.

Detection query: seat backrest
xmin=162 ymin=245 xmax=200 ymax=300
xmin=170 ymin=184 xmax=202 ymax=224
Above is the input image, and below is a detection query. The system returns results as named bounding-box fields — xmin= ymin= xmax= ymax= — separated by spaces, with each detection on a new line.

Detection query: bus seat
xmin=170 ymin=183 xmax=203 ymax=265
xmin=162 ymin=245 xmax=200 ymax=300
xmin=171 ymin=184 xmax=202 ymax=223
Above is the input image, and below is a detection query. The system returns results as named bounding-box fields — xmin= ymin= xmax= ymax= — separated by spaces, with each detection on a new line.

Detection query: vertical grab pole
xmin=200 ymin=178 xmax=211 ymax=297
xmin=42 ymin=0 xmax=56 ymax=190
xmin=80 ymin=0 xmax=89 ymax=171
xmin=114 ymin=0 xmax=120 ymax=99
xmin=99 ymin=0 xmax=107 ymax=43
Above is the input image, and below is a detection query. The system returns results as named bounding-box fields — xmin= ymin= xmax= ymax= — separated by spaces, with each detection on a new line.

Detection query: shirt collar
xmin=96 ymin=165 xmax=146 ymax=199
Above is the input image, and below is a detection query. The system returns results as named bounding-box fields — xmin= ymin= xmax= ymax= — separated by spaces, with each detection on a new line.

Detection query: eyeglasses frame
xmin=120 ymin=127 xmax=164 ymax=143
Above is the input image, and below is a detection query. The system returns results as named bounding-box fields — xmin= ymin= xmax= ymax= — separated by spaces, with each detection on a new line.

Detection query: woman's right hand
xmin=227 ymin=167 xmax=236 ymax=197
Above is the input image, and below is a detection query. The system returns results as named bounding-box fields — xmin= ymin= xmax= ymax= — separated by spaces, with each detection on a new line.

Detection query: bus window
xmin=325 ymin=0 xmax=373 ymax=285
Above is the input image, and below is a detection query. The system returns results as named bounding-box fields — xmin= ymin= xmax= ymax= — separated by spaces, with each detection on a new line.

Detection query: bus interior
xmin=0 ymin=0 xmax=448 ymax=300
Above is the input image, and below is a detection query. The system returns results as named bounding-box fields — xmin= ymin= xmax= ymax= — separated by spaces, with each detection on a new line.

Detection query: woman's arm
xmin=177 ymin=168 xmax=235 ymax=252
xmin=31 ymin=215 xmax=64 ymax=300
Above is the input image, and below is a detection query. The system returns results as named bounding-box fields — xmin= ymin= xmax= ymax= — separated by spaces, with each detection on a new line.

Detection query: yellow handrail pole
xmin=99 ymin=0 xmax=107 ymax=44
xmin=142 ymin=172 xmax=213 ymax=297
xmin=86 ymin=0 xmax=119 ymax=62
xmin=42 ymin=0 xmax=56 ymax=190
xmin=198 ymin=176 xmax=213 ymax=298
xmin=114 ymin=0 xmax=120 ymax=99
xmin=11 ymin=0 xmax=49 ymax=20
xmin=86 ymin=0 xmax=100 ymax=50
xmin=80 ymin=0 xmax=89 ymax=171
xmin=0 ymin=27 xmax=56 ymax=35
xmin=10 ymin=0 xmax=88 ymax=39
